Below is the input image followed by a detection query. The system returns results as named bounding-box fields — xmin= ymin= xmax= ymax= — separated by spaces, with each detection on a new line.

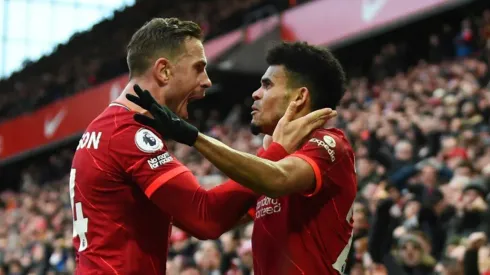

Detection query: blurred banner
xmin=280 ymin=0 xmax=470 ymax=45
xmin=0 ymin=75 xmax=127 ymax=161
xmin=215 ymin=0 xmax=473 ymax=73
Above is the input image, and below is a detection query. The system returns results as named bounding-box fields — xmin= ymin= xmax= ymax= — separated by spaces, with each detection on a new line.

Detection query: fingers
xmin=303 ymin=108 xmax=333 ymax=123
xmin=133 ymin=84 xmax=145 ymax=98
xmin=306 ymin=110 xmax=337 ymax=133
xmin=150 ymin=104 xmax=170 ymax=118
xmin=134 ymin=114 xmax=157 ymax=128
xmin=308 ymin=118 xmax=328 ymax=133
xmin=302 ymin=108 xmax=336 ymax=125
xmin=127 ymin=84 xmax=148 ymax=109
xmin=325 ymin=110 xmax=337 ymax=120
xmin=283 ymin=101 xmax=299 ymax=122
xmin=132 ymin=84 xmax=158 ymax=108
xmin=126 ymin=94 xmax=142 ymax=107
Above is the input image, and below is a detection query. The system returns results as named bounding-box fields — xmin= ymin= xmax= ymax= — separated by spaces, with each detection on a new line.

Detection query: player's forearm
xmin=194 ymin=133 xmax=289 ymax=197
xmin=152 ymin=176 xmax=256 ymax=240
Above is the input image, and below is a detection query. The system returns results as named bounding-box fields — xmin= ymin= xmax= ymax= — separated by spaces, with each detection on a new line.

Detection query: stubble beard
xmin=250 ymin=123 xmax=262 ymax=136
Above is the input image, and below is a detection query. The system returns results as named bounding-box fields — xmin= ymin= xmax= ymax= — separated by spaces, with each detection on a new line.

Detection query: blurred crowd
xmin=1 ymin=2 xmax=490 ymax=275
xmin=0 ymin=0 xmax=269 ymax=123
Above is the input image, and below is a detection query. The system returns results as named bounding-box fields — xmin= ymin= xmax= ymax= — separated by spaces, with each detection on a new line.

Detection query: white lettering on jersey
xmin=255 ymin=197 xmax=282 ymax=219
xmin=147 ymin=152 xmax=174 ymax=169
xmin=77 ymin=132 xmax=102 ymax=150
xmin=69 ymin=169 xmax=90 ymax=252
xmin=74 ymin=202 xmax=89 ymax=252
xmin=332 ymin=202 xmax=355 ymax=273
xmin=308 ymin=136 xmax=336 ymax=162
xmin=354 ymin=156 xmax=357 ymax=174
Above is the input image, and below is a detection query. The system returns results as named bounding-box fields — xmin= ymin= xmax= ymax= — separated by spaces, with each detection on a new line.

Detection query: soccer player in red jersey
xmin=70 ymin=19 xmax=332 ymax=274
xmin=129 ymin=41 xmax=357 ymax=275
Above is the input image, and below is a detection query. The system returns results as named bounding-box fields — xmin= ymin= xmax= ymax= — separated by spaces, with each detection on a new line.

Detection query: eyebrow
xmin=261 ymin=77 xmax=272 ymax=85
xmin=196 ymin=59 xmax=207 ymax=67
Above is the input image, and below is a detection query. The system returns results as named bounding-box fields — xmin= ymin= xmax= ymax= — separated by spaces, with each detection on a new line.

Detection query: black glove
xmin=126 ymin=84 xmax=199 ymax=146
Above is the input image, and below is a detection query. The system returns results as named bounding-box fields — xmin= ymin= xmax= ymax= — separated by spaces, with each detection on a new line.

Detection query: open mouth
xmin=181 ymin=95 xmax=204 ymax=119
xmin=188 ymin=92 xmax=205 ymax=102
xmin=187 ymin=96 xmax=201 ymax=105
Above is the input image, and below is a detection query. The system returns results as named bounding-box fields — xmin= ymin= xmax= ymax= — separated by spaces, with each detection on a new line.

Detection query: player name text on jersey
xmin=76 ymin=132 xmax=102 ymax=150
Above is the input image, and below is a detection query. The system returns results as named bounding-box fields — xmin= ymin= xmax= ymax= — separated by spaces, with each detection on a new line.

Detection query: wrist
xmin=259 ymin=142 xmax=289 ymax=161
xmin=193 ymin=132 xmax=206 ymax=147
xmin=272 ymin=138 xmax=294 ymax=154
xmin=182 ymin=122 xmax=199 ymax=146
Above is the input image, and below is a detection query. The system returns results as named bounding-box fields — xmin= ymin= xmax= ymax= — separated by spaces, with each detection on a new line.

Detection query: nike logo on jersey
xmin=44 ymin=109 xmax=67 ymax=138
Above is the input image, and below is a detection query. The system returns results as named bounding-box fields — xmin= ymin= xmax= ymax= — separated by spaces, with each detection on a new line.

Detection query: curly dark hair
xmin=126 ymin=17 xmax=202 ymax=78
xmin=266 ymin=41 xmax=346 ymax=110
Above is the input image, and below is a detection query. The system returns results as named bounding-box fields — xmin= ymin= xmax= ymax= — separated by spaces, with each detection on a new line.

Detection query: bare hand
xmin=272 ymin=102 xmax=337 ymax=153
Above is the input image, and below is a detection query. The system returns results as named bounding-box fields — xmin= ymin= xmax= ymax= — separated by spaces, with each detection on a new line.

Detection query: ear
xmin=291 ymin=87 xmax=310 ymax=109
xmin=153 ymin=57 xmax=171 ymax=86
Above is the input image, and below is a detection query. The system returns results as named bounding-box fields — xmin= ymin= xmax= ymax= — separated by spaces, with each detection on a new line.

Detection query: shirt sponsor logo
xmin=309 ymin=135 xmax=336 ymax=162
xmin=255 ymin=197 xmax=282 ymax=219
xmin=135 ymin=128 xmax=163 ymax=153
xmin=147 ymin=152 xmax=173 ymax=169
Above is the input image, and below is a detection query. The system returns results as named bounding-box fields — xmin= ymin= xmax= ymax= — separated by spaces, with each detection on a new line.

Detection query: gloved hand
xmin=126 ymin=84 xmax=199 ymax=146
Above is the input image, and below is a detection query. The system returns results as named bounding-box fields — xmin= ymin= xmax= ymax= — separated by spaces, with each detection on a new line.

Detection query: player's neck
xmin=115 ymin=79 xmax=164 ymax=113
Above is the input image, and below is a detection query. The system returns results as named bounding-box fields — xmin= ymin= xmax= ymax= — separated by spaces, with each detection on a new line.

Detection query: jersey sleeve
xmin=290 ymin=130 xmax=354 ymax=197
xmin=151 ymin=174 xmax=257 ymax=240
xmin=108 ymin=124 xmax=189 ymax=197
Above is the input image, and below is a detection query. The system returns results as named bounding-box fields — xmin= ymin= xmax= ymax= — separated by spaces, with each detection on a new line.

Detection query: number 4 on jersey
xmin=69 ymin=169 xmax=89 ymax=252
xmin=332 ymin=202 xmax=355 ymax=274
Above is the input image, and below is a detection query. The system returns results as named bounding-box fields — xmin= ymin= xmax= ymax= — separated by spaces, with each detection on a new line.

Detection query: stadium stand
xmin=1 ymin=0 xmax=490 ymax=275
xmin=0 ymin=0 xmax=275 ymax=122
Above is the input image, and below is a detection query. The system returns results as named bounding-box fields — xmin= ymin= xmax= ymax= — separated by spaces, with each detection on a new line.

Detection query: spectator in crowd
xmin=454 ymin=18 xmax=476 ymax=57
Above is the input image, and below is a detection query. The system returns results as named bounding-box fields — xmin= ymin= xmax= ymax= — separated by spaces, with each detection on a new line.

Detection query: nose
xmin=201 ymin=71 xmax=212 ymax=89
xmin=252 ymin=87 xmax=262 ymax=100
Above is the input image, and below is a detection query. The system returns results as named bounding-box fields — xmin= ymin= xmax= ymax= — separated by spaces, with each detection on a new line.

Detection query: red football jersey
xmin=251 ymin=128 xmax=357 ymax=275
xmin=70 ymin=103 xmax=187 ymax=274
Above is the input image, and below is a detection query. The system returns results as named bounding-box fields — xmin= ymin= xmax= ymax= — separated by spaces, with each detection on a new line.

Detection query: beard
xmin=250 ymin=123 xmax=262 ymax=136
